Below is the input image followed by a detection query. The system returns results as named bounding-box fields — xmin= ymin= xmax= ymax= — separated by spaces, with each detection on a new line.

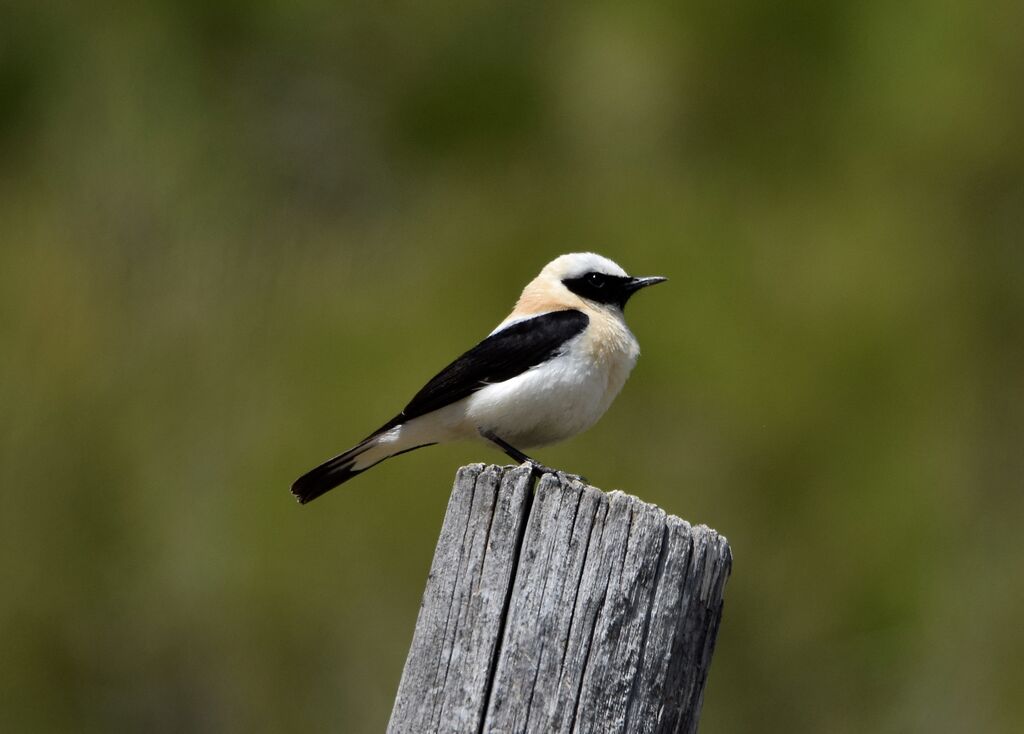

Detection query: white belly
xmin=463 ymin=322 xmax=639 ymax=448
xmin=374 ymin=311 xmax=642 ymax=459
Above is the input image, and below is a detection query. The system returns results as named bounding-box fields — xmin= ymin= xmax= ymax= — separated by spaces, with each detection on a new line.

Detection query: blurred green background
xmin=2 ymin=1 xmax=1022 ymax=732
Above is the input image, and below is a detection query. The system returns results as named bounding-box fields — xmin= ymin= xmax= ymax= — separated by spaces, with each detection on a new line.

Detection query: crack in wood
xmin=387 ymin=465 xmax=731 ymax=734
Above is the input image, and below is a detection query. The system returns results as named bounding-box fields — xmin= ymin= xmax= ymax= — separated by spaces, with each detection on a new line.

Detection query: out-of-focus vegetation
xmin=2 ymin=1 xmax=1022 ymax=732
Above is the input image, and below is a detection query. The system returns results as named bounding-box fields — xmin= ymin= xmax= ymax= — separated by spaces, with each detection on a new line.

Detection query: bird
xmin=291 ymin=252 xmax=666 ymax=504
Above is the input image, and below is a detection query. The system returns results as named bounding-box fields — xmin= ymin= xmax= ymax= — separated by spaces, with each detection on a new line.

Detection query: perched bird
xmin=291 ymin=252 xmax=666 ymax=504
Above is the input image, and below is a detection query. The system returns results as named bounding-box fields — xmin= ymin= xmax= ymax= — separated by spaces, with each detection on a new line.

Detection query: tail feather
xmin=292 ymin=432 xmax=385 ymax=501
xmin=291 ymin=421 xmax=437 ymax=504
xmin=291 ymin=444 xmax=369 ymax=504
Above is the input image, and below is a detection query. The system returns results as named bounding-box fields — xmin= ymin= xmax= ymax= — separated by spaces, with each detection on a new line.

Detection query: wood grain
xmin=388 ymin=465 xmax=731 ymax=734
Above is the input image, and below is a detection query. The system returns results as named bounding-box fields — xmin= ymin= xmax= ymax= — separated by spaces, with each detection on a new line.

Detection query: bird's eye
xmin=586 ymin=273 xmax=605 ymax=288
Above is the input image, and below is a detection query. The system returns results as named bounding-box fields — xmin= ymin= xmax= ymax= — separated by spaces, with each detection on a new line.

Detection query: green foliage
xmin=2 ymin=1 xmax=1022 ymax=731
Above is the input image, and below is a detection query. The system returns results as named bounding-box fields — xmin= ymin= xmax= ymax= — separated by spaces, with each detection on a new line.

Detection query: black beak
xmin=617 ymin=275 xmax=667 ymax=308
xmin=624 ymin=276 xmax=668 ymax=294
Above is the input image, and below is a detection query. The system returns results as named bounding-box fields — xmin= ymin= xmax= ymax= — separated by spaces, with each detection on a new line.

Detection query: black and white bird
xmin=291 ymin=253 xmax=666 ymax=504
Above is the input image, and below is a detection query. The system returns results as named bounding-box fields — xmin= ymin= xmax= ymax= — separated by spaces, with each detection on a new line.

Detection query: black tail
xmin=290 ymin=443 xmax=370 ymax=504
xmin=292 ymin=415 xmax=439 ymax=503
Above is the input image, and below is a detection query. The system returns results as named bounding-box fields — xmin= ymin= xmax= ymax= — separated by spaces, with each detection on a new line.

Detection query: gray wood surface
xmin=388 ymin=464 xmax=731 ymax=734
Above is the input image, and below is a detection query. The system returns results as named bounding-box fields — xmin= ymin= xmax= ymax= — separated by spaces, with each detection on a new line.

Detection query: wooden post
xmin=388 ymin=464 xmax=732 ymax=734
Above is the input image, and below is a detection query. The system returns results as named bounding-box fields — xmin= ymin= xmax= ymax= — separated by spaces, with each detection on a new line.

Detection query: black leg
xmin=480 ymin=429 xmax=534 ymax=464
xmin=478 ymin=429 xmax=586 ymax=483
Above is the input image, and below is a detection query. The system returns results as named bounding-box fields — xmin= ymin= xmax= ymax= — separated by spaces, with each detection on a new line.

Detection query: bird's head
xmin=523 ymin=252 xmax=667 ymax=314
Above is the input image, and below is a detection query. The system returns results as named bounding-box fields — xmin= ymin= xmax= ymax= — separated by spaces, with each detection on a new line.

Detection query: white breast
xmin=463 ymin=310 xmax=640 ymax=448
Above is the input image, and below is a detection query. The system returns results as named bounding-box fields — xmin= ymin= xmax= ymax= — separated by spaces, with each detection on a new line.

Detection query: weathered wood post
xmin=389 ymin=464 xmax=731 ymax=734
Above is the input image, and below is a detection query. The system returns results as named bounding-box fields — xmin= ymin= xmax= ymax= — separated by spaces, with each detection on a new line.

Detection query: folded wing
xmin=378 ymin=309 xmax=589 ymax=432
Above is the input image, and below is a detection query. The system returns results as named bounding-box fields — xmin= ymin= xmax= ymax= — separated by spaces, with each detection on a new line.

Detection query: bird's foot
xmin=520 ymin=460 xmax=587 ymax=485
xmin=478 ymin=429 xmax=587 ymax=485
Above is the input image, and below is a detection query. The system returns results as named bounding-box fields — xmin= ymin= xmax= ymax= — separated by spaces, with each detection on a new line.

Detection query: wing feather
xmin=374 ymin=309 xmax=589 ymax=433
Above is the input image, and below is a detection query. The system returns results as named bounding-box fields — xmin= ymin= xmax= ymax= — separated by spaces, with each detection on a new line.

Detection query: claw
xmin=521 ymin=461 xmax=586 ymax=485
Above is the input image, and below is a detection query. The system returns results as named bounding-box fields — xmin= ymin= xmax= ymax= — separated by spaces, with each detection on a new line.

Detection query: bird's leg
xmin=480 ymin=429 xmax=547 ymax=468
xmin=478 ymin=429 xmax=586 ymax=484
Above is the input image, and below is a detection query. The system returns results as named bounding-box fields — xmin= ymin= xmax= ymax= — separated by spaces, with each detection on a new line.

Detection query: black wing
xmin=374 ymin=309 xmax=589 ymax=433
